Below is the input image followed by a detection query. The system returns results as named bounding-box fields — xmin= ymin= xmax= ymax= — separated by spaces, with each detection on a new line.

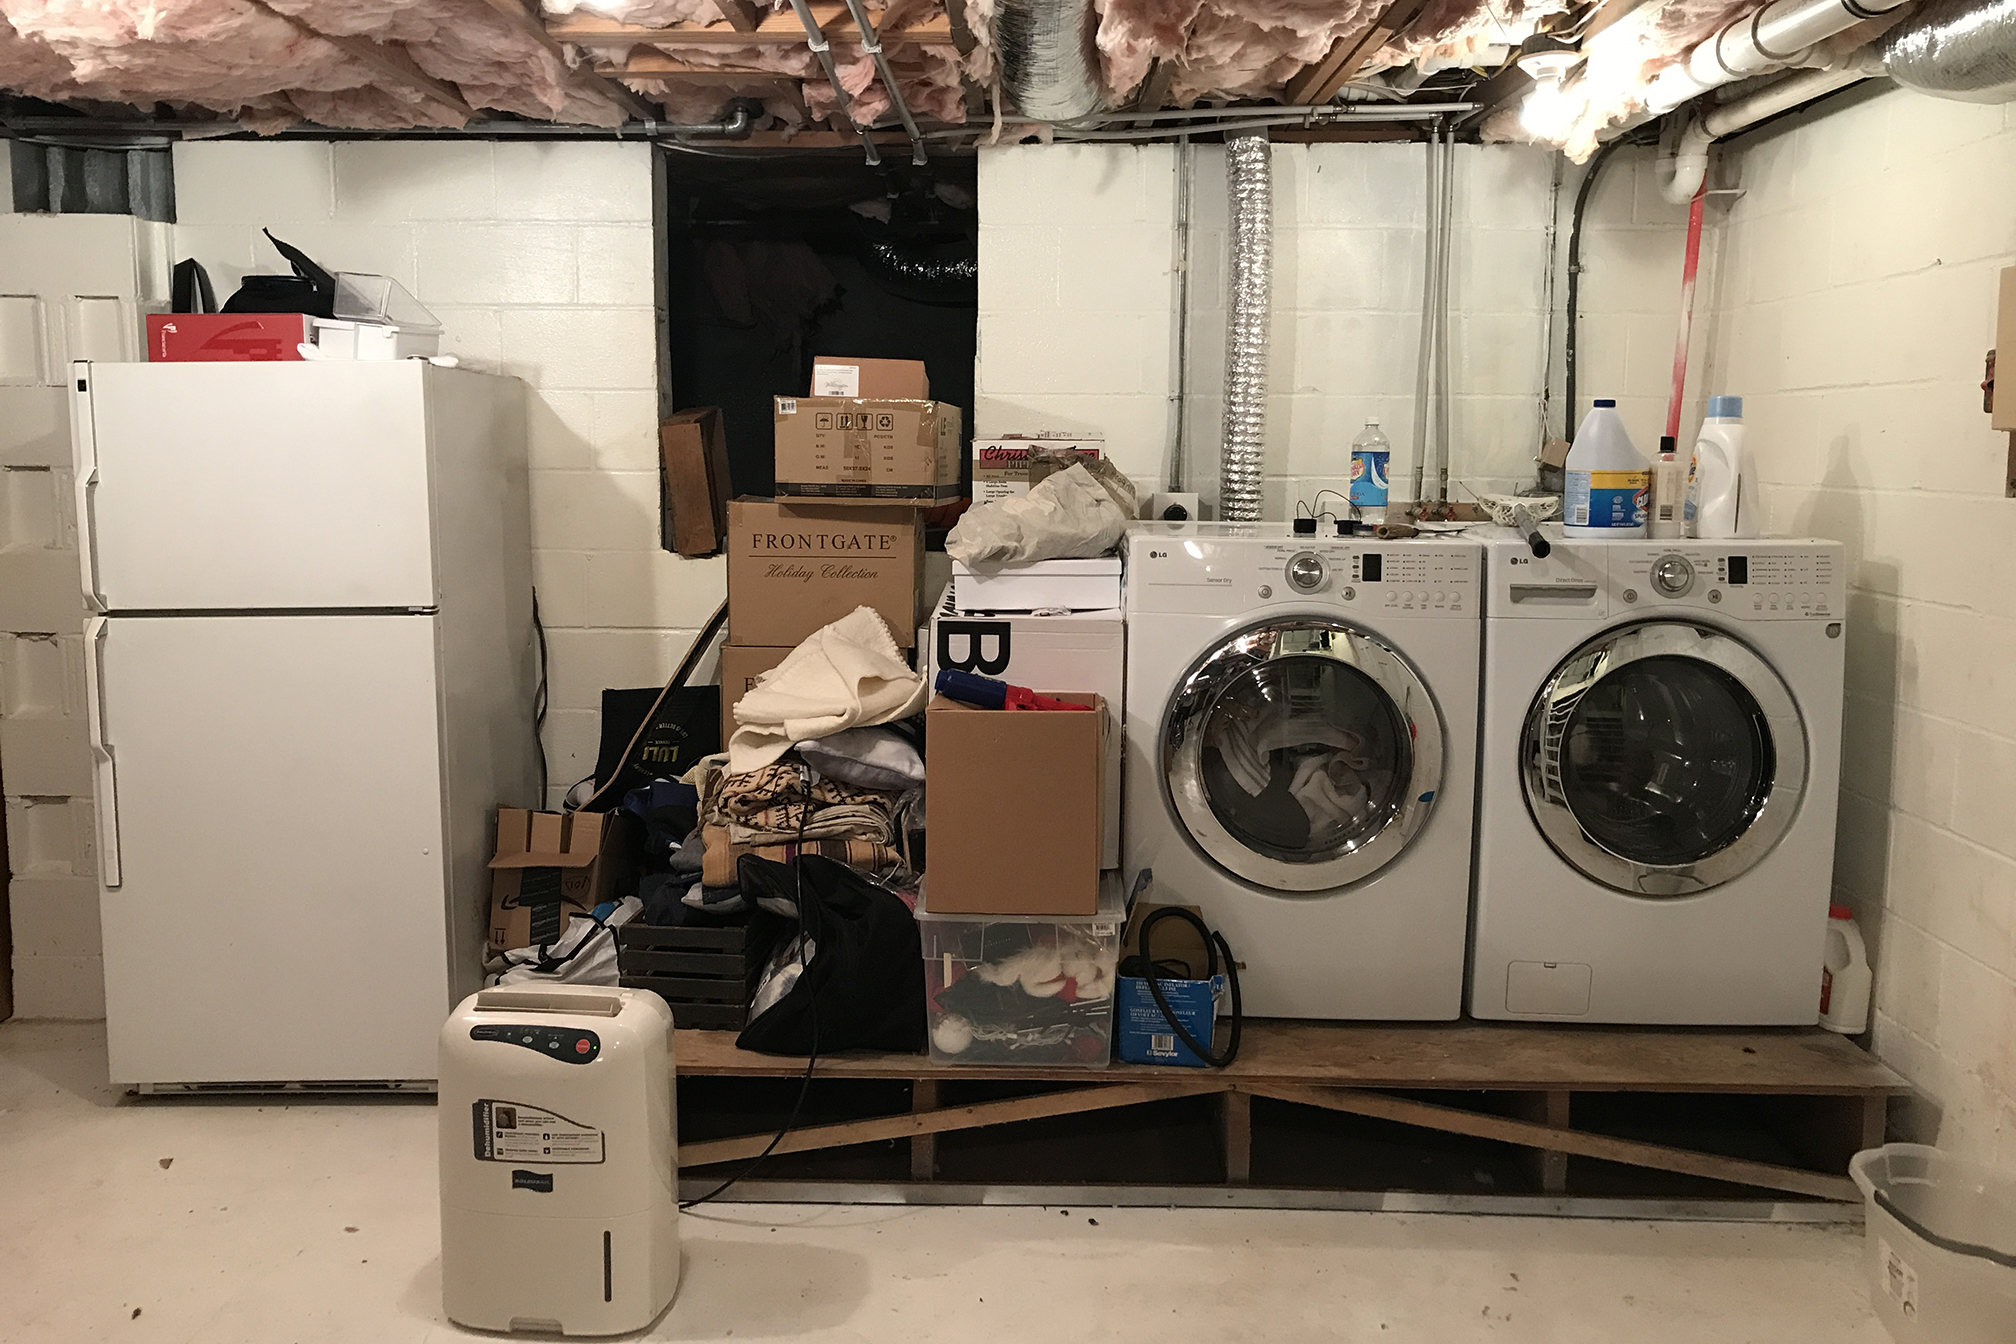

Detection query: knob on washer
xmin=1287 ymin=552 xmax=1327 ymax=592
xmin=1651 ymin=554 xmax=1695 ymax=596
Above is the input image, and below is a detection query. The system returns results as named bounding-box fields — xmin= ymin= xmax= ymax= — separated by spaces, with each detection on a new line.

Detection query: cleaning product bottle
xmin=1649 ymin=434 xmax=1686 ymax=539
xmin=1563 ymin=399 xmax=1648 ymax=538
xmin=1687 ymin=395 xmax=1756 ymax=539
xmin=1349 ymin=419 xmax=1390 ymax=525
xmin=1818 ymin=904 xmax=1872 ymax=1035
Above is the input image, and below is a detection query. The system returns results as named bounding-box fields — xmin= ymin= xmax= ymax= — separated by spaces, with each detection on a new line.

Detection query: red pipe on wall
xmin=1666 ymin=184 xmax=1707 ymax=442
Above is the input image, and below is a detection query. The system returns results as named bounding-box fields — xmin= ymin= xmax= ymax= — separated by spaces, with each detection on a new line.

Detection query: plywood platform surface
xmin=676 ymin=1020 xmax=1909 ymax=1094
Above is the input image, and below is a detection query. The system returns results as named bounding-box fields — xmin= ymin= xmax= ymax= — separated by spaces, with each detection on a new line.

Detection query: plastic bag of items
xmin=946 ymin=461 xmax=1138 ymax=567
xmin=490 ymin=896 xmax=643 ymax=987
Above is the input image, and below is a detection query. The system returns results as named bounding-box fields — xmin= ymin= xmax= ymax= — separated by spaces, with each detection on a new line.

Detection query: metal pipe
xmin=1409 ymin=129 xmax=1439 ymax=510
xmin=786 ymin=0 xmax=882 ymax=165
xmin=838 ymin=0 xmax=927 ymax=165
xmin=1219 ymin=131 xmax=1272 ymax=523
xmin=1655 ymin=66 xmax=1868 ymax=202
xmin=1434 ymin=120 xmax=1456 ymax=506
xmin=0 ymin=109 xmax=755 ymax=145
xmin=1169 ymin=137 xmax=1195 ymax=495
xmin=1057 ymin=102 xmax=1482 ymax=124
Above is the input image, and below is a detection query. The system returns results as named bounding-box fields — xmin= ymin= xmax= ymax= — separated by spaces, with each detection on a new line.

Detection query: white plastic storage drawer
xmin=917 ymin=880 xmax=1123 ymax=1067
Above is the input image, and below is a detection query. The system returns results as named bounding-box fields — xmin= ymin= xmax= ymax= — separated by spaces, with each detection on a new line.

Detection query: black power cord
xmin=532 ymin=587 xmax=549 ymax=806
xmin=1563 ymin=127 xmax=1659 ymax=438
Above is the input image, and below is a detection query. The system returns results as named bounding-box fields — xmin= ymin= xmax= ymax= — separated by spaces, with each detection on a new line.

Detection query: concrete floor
xmin=3 ymin=1021 xmax=1890 ymax=1343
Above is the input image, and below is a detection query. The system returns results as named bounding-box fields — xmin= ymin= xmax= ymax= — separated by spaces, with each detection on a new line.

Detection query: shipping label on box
xmin=811 ymin=356 xmax=929 ymax=400
xmin=774 ymin=396 xmax=962 ymax=503
xmin=930 ymin=590 xmax=1124 ymax=869
xmin=728 ymin=498 xmax=923 ymax=649
xmin=971 ymin=436 xmax=1105 ymax=504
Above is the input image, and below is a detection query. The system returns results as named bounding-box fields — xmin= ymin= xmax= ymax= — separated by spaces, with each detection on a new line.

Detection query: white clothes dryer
xmin=1469 ymin=528 xmax=1847 ymax=1024
xmin=1123 ymin=524 xmax=1481 ymax=1020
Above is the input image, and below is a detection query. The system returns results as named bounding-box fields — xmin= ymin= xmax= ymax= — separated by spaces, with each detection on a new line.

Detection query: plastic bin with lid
xmin=918 ymin=877 xmax=1123 ymax=1067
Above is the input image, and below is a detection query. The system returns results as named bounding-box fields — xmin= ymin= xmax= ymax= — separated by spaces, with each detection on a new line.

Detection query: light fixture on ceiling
xmin=1516 ymin=33 xmax=1582 ymax=140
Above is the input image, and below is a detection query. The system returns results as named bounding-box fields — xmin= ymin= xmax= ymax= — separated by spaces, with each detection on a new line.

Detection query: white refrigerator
xmin=70 ymin=360 xmax=538 ymax=1089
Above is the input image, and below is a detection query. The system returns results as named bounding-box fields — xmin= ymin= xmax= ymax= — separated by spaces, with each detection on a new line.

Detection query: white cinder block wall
xmin=171 ymin=142 xmax=724 ymax=820
xmin=1703 ymin=89 xmax=2016 ymax=1166
xmin=977 ymin=141 xmax=1560 ymax=516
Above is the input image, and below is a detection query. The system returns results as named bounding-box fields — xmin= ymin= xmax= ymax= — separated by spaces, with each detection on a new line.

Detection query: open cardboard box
xmin=487 ymin=807 xmax=638 ymax=952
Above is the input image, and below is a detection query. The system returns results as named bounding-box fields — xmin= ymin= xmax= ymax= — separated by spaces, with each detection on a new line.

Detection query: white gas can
xmin=439 ymin=985 xmax=679 ymax=1336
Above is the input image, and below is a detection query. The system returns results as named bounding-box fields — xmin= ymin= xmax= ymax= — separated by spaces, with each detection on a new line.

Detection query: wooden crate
xmin=617 ymin=924 xmax=755 ymax=1031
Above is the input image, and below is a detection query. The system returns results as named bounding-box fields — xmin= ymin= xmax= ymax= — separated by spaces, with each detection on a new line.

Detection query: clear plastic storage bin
xmin=1851 ymin=1143 xmax=2016 ymax=1344
xmin=918 ymin=879 xmax=1123 ymax=1068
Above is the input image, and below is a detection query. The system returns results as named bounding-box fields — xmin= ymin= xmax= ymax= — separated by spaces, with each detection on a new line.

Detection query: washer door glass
xmin=1166 ymin=621 xmax=1444 ymax=893
xmin=1524 ymin=622 xmax=1807 ymax=896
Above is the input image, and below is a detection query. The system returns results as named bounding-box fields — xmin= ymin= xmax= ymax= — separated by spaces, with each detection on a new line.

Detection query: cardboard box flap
xmin=489 ymin=807 xmax=609 ymax=870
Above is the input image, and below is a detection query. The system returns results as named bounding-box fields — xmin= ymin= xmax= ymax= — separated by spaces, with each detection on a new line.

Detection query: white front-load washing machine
xmin=1123 ymin=523 xmax=1481 ymax=1020
xmin=1469 ymin=528 xmax=1847 ymax=1024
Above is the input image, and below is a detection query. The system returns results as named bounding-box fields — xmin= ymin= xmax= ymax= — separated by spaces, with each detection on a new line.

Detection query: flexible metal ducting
xmin=1219 ymin=132 xmax=1272 ymax=523
xmin=996 ymin=0 xmax=1105 ymax=121
xmin=1880 ymin=0 xmax=2016 ymax=101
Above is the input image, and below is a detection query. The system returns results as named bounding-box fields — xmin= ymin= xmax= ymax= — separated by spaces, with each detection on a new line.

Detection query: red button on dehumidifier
xmin=575 ymin=1039 xmax=590 ymax=1054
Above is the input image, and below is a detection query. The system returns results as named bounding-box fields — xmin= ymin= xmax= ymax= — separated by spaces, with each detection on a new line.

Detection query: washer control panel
xmin=1611 ymin=544 xmax=1842 ymax=620
xmin=1128 ymin=527 xmax=1479 ymax=617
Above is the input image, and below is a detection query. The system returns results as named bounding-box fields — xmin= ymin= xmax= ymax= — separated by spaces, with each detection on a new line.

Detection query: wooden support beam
xmin=248 ymin=1 xmax=473 ymax=122
xmin=681 ymin=1080 xmax=1225 ymax=1168
xmin=910 ymin=1079 xmax=939 ymax=1182
xmin=1510 ymin=1091 xmax=1572 ymax=1194
xmin=593 ymin=59 xmax=794 ymax=84
xmin=1219 ymin=1090 xmax=1252 ymax=1185
xmin=1283 ymin=0 xmax=1434 ymax=107
xmin=718 ymin=0 xmax=763 ymax=32
xmin=942 ymin=0 xmax=979 ymax=56
xmin=548 ymin=6 xmax=954 ymax=47
xmin=1245 ymin=1083 xmax=1860 ymax=1202
xmin=472 ymin=0 xmax=659 ymax=120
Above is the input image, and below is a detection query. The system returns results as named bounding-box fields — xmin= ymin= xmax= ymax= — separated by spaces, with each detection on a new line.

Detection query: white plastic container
xmin=918 ymin=879 xmax=1123 ymax=1067
xmin=1563 ymin=399 xmax=1648 ymax=537
xmin=1687 ymin=395 xmax=1757 ymax=539
xmin=1649 ymin=434 xmax=1686 ymax=539
xmin=1851 ymin=1144 xmax=2016 ymax=1344
xmin=950 ymin=557 xmax=1122 ymax=612
xmin=1819 ymin=903 xmax=1872 ymax=1034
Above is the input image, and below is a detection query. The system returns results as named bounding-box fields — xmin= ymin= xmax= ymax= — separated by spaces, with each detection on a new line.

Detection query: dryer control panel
xmin=1128 ymin=527 xmax=1479 ymax=618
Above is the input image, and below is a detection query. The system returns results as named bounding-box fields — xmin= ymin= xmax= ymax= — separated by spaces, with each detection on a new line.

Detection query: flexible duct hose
xmin=1219 ymin=132 xmax=1272 ymax=523
xmin=1881 ymin=0 xmax=2016 ymax=101
xmin=995 ymin=0 xmax=1104 ymax=120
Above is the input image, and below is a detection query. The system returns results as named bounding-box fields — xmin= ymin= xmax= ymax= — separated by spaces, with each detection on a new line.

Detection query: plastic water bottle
xmin=1687 ymin=395 xmax=1756 ymax=539
xmin=1563 ymin=399 xmax=1648 ymax=537
xmin=1819 ymin=904 xmax=1871 ymax=1034
xmin=1349 ymin=420 xmax=1391 ymax=524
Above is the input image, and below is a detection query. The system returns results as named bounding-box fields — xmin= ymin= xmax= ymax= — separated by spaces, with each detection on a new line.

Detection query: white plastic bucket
xmin=1850 ymin=1143 xmax=2016 ymax=1343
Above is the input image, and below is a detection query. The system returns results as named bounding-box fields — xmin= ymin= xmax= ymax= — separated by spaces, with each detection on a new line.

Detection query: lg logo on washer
xmin=938 ymin=621 xmax=1011 ymax=676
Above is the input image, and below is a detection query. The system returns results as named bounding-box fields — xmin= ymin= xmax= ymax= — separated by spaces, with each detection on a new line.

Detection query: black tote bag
xmin=735 ymin=855 xmax=926 ymax=1056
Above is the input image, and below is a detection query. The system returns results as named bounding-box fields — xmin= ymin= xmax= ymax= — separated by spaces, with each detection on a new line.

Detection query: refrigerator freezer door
xmin=96 ymin=613 xmax=451 ymax=1085
xmin=76 ymin=362 xmax=437 ymax=611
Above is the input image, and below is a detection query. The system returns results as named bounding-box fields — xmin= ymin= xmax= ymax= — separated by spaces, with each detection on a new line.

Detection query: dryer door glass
xmin=1165 ymin=620 xmax=1444 ymax=893
xmin=1523 ymin=622 xmax=1808 ymax=896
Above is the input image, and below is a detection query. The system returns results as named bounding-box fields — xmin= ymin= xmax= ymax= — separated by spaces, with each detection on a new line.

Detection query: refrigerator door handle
xmin=70 ymin=361 xmax=107 ymax=613
xmin=84 ymin=616 xmax=122 ymax=888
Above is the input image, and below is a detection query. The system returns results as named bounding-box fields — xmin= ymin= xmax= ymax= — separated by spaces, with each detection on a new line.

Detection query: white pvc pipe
xmin=1655 ymin=65 xmax=1871 ymax=202
xmin=1644 ymin=0 xmax=1907 ymax=111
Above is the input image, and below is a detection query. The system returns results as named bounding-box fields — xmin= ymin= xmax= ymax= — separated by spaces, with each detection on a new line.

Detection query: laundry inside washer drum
xmin=1556 ymin=655 xmax=1776 ymax=867
xmin=1199 ymin=657 xmax=1409 ymax=862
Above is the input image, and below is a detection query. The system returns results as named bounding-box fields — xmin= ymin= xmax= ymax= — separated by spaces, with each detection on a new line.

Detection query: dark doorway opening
xmin=657 ymin=149 xmax=978 ymax=500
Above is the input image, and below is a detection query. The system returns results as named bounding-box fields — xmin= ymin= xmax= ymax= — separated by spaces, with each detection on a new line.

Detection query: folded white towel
xmin=728 ymin=606 xmax=930 ymax=773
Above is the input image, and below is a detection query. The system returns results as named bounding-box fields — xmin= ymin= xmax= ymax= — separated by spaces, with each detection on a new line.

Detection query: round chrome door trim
xmin=1163 ymin=618 xmax=1446 ymax=893
xmin=1522 ymin=620 xmax=1807 ymax=897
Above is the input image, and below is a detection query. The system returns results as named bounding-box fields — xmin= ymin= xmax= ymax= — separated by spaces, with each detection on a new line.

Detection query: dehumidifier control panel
xmin=470 ymin=1022 xmax=602 ymax=1064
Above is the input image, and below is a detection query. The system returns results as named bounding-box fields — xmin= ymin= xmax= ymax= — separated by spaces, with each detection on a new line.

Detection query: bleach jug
xmin=1563 ymin=399 xmax=1648 ymax=537
xmin=1349 ymin=419 xmax=1390 ymax=524
xmin=1819 ymin=905 xmax=1872 ymax=1035
xmin=1687 ymin=395 xmax=1757 ymax=539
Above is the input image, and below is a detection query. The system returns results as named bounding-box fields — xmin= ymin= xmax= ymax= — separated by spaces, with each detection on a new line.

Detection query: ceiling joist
xmin=546 ymin=5 xmax=955 ymax=48
xmin=1284 ymin=0 xmax=1434 ymax=106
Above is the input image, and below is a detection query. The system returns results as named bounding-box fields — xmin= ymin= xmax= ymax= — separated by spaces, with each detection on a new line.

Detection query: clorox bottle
xmin=1563 ymin=399 xmax=1648 ymax=538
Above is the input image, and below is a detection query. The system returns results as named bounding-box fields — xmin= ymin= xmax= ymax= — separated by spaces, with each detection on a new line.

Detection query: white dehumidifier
xmin=439 ymin=985 xmax=679 ymax=1336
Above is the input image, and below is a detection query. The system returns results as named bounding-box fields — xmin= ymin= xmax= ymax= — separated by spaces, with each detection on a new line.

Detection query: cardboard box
xmin=950 ymin=557 xmax=1123 ymax=613
xmin=773 ymin=396 xmax=962 ymax=504
xmin=924 ymin=694 xmax=1106 ymax=915
xmin=727 ymin=498 xmax=923 ymax=649
xmin=659 ymin=406 xmax=734 ymax=557
xmin=146 ymin=313 xmax=309 ymax=362
xmin=812 ymin=356 xmax=929 ymax=400
xmin=488 ymin=807 xmax=638 ymax=952
xmin=971 ymin=435 xmax=1105 ymax=504
xmin=929 ymin=589 xmax=1124 ymax=868
xmin=718 ymin=644 xmax=794 ymax=744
